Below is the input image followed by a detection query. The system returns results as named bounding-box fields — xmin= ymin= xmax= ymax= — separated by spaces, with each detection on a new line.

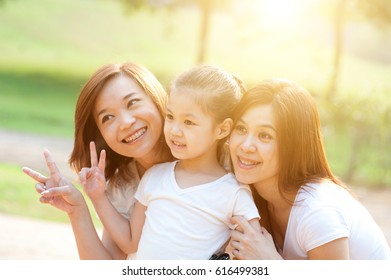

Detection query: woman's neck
xmin=135 ymin=145 xmax=173 ymax=177
xmin=253 ymin=180 xmax=294 ymax=212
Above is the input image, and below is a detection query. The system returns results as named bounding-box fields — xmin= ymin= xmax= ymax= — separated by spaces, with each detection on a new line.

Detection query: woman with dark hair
xmin=228 ymin=79 xmax=391 ymax=259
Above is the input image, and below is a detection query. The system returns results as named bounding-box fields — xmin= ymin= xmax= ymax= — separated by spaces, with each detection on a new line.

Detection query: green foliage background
xmin=0 ymin=0 xmax=390 ymax=222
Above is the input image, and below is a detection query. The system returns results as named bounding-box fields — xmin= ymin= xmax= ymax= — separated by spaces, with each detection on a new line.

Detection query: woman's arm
xmin=22 ymin=149 xmax=116 ymax=259
xmin=308 ymin=237 xmax=349 ymax=259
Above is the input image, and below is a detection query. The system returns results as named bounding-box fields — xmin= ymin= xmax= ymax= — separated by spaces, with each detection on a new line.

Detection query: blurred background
xmin=0 ymin=0 xmax=390 ymax=258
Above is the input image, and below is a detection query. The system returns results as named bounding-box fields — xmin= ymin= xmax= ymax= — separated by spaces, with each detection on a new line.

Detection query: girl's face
xmin=164 ymin=90 xmax=221 ymax=161
xmin=94 ymin=74 xmax=164 ymax=161
xmin=229 ymin=104 xmax=279 ymax=187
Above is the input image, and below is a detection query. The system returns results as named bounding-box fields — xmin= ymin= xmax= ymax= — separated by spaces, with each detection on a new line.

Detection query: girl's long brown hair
xmin=69 ymin=62 xmax=169 ymax=182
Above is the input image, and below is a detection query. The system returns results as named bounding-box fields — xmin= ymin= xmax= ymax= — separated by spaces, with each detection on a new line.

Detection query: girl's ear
xmin=217 ymin=118 xmax=233 ymax=139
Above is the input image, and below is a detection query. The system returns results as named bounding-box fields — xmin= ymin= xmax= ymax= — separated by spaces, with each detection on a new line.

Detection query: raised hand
xmin=22 ymin=149 xmax=85 ymax=214
xmin=78 ymin=141 xmax=107 ymax=201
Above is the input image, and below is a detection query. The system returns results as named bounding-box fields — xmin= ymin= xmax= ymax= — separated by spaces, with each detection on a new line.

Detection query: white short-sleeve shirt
xmin=134 ymin=161 xmax=260 ymax=260
xmin=282 ymin=181 xmax=391 ymax=260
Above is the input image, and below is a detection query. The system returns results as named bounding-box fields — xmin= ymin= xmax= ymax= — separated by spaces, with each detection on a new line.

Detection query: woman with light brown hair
xmin=228 ymin=79 xmax=391 ymax=259
xmin=23 ymin=62 xmax=173 ymax=259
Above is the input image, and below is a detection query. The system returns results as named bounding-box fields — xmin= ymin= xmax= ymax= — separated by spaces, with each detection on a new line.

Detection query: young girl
xmin=86 ymin=65 xmax=261 ymax=259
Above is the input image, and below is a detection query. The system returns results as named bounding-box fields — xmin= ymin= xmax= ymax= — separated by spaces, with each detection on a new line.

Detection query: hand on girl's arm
xmin=229 ymin=216 xmax=283 ymax=260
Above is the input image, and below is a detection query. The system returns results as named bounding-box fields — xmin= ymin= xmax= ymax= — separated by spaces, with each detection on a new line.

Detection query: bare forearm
xmin=68 ymin=202 xmax=113 ymax=259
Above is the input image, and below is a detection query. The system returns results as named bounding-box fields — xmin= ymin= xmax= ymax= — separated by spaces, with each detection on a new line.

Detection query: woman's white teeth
xmin=124 ymin=128 xmax=146 ymax=143
xmin=239 ymin=157 xmax=259 ymax=166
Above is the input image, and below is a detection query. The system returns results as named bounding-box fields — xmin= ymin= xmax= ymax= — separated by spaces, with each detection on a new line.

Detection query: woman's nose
xmin=119 ymin=113 xmax=136 ymax=130
xmin=240 ymin=136 xmax=256 ymax=153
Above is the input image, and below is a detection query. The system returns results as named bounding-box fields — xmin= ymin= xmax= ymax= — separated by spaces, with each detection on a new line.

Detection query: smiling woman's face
xmin=229 ymin=103 xmax=279 ymax=187
xmin=93 ymin=74 xmax=164 ymax=160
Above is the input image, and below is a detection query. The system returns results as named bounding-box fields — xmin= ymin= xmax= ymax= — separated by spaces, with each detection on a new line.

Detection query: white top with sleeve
xmin=134 ymin=161 xmax=260 ymax=260
xmin=282 ymin=181 xmax=391 ymax=259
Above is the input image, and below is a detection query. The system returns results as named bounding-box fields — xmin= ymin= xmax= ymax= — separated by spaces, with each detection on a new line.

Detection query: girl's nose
xmin=170 ymin=123 xmax=183 ymax=137
xmin=119 ymin=113 xmax=136 ymax=130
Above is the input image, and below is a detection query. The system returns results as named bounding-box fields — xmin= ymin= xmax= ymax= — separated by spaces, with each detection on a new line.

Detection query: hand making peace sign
xmin=78 ymin=141 xmax=107 ymax=202
xmin=22 ymin=149 xmax=84 ymax=214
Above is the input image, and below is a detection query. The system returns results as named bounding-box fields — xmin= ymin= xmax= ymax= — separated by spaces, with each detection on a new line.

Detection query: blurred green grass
xmin=0 ymin=0 xmax=390 ymax=222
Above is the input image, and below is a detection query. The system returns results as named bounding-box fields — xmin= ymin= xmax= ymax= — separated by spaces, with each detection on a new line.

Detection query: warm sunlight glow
xmin=253 ymin=0 xmax=310 ymax=29
xmin=265 ymin=0 xmax=299 ymax=24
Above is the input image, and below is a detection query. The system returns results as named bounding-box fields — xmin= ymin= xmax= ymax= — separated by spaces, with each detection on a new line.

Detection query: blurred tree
xmin=119 ymin=0 xmax=231 ymax=64
xmin=324 ymin=0 xmax=391 ymax=185
xmin=327 ymin=0 xmax=391 ymax=101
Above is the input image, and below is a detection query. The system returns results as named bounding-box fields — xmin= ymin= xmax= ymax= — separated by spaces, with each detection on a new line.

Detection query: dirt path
xmin=0 ymin=128 xmax=390 ymax=259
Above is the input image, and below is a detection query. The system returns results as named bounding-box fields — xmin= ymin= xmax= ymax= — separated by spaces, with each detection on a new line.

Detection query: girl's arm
xmin=79 ymin=141 xmax=144 ymax=254
xmin=128 ymin=201 xmax=147 ymax=252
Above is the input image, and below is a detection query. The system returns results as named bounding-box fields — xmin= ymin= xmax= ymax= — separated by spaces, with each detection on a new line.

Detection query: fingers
xmin=231 ymin=215 xmax=252 ymax=234
xmin=22 ymin=167 xmax=47 ymax=184
xmin=41 ymin=185 xmax=72 ymax=197
xmin=89 ymin=141 xmax=98 ymax=167
xmin=78 ymin=168 xmax=88 ymax=185
xmin=35 ymin=183 xmax=46 ymax=194
xmin=98 ymin=149 xmax=106 ymax=172
xmin=43 ymin=149 xmax=60 ymax=179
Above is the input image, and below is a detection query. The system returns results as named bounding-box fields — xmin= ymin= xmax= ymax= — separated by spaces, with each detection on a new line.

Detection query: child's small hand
xmin=79 ymin=141 xmax=107 ymax=201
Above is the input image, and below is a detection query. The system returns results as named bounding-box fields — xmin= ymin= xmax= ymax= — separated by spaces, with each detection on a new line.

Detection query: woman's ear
xmin=217 ymin=118 xmax=233 ymax=139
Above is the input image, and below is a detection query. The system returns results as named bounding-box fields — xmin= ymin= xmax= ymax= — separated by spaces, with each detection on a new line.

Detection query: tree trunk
xmin=327 ymin=0 xmax=346 ymax=102
xmin=197 ymin=0 xmax=212 ymax=64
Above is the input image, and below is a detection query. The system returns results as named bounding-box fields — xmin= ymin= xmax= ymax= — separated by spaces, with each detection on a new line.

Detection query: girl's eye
xmin=166 ymin=113 xmax=174 ymax=120
xmin=234 ymin=124 xmax=247 ymax=134
xmin=184 ymin=120 xmax=196 ymax=126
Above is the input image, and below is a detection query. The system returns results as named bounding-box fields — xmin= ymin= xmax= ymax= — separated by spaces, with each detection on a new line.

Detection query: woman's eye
xmin=101 ymin=115 xmax=113 ymax=124
xmin=234 ymin=124 xmax=246 ymax=134
xmin=259 ymin=132 xmax=272 ymax=141
xmin=184 ymin=120 xmax=196 ymax=125
xmin=127 ymin=99 xmax=140 ymax=108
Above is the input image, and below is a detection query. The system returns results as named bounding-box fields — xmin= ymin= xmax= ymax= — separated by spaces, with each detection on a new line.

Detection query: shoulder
xmin=221 ymin=173 xmax=252 ymax=194
xmin=297 ymin=180 xmax=352 ymax=206
xmin=293 ymin=181 xmax=355 ymax=231
xmin=143 ymin=161 xmax=176 ymax=176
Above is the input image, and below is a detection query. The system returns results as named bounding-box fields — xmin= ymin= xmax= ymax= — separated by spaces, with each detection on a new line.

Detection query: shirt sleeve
xmin=232 ymin=186 xmax=261 ymax=222
xmin=133 ymin=169 xmax=152 ymax=207
xmin=297 ymin=205 xmax=349 ymax=252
